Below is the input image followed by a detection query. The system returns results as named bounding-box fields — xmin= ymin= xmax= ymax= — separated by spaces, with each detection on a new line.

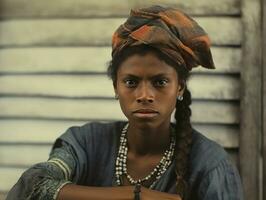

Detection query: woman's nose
xmin=136 ymin=83 xmax=154 ymax=103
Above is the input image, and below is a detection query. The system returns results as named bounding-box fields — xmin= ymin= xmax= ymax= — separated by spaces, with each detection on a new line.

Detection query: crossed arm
xmin=57 ymin=184 xmax=182 ymax=200
xmin=6 ymin=140 xmax=181 ymax=200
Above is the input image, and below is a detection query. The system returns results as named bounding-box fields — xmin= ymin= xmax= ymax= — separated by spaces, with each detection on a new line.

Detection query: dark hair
xmin=107 ymin=45 xmax=192 ymax=199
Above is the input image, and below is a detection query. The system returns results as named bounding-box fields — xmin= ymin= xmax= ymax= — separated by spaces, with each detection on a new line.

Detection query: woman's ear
xmin=177 ymin=80 xmax=186 ymax=97
xmin=113 ymin=83 xmax=118 ymax=99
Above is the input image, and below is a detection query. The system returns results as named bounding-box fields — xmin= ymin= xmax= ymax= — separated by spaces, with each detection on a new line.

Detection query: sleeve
xmin=197 ymin=158 xmax=244 ymax=200
xmin=6 ymin=127 xmax=87 ymax=200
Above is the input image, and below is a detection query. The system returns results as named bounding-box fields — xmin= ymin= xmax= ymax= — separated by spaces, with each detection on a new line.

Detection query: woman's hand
xmin=142 ymin=187 xmax=182 ymax=200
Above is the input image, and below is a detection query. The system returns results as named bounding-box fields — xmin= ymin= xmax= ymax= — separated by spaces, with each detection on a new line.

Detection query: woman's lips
xmin=132 ymin=109 xmax=159 ymax=118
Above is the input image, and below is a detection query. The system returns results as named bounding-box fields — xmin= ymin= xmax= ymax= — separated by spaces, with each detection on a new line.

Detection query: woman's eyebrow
xmin=150 ymin=73 xmax=172 ymax=79
xmin=122 ymin=73 xmax=171 ymax=79
xmin=122 ymin=74 xmax=140 ymax=79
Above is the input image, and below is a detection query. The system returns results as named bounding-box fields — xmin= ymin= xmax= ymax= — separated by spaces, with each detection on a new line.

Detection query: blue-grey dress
xmin=6 ymin=121 xmax=244 ymax=200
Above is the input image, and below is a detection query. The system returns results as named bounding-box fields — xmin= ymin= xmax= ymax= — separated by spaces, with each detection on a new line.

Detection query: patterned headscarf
xmin=112 ymin=5 xmax=215 ymax=71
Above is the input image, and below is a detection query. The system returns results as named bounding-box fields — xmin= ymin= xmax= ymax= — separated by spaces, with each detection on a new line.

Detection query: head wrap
xmin=112 ymin=5 xmax=215 ymax=71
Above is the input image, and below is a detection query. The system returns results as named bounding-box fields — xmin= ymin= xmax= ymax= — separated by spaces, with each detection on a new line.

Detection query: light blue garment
xmin=7 ymin=121 xmax=244 ymax=200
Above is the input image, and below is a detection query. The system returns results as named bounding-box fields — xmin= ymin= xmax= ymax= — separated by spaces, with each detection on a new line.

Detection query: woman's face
xmin=114 ymin=52 xmax=184 ymax=128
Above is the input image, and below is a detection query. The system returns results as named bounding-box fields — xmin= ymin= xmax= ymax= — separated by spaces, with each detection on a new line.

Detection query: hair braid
xmin=174 ymin=87 xmax=193 ymax=199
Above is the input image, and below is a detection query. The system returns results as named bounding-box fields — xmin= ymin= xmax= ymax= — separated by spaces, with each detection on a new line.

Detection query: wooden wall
xmin=263 ymin=0 xmax=266 ymax=199
xmin=0 ymin=0 xmax=243 ymax=198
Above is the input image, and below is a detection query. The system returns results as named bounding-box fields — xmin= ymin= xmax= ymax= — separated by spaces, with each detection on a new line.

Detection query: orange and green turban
xmin=112 ymin=5 xmax=215 ymax=71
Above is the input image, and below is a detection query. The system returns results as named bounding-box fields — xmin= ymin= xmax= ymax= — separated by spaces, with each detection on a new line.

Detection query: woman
xmin=7 ymin=5 xmax=243 ymax=200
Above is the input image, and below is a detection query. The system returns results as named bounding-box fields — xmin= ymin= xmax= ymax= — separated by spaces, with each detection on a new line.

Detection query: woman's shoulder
xmin=189 ymin=128 xmax=229 ymax=174
xmin=188 ymin=129 xmax=243 ymax=199
xmin=73 ymin=121 xmax=125 ymax=135
xmin=54 ymin=121 xmax=127 ymax=148
xmin=70 ymin=121 xmax=125 ymax=133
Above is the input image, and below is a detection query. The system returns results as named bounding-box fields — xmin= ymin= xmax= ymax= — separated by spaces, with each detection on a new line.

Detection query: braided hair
xmin=107 ymin=44 xmax=193 ymax=199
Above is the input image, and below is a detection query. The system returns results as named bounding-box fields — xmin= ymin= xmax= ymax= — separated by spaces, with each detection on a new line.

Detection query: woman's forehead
xmin=118 ymin=53 xmax=177 ymax=74
xmin=120 ymin=53 xmax=176 ymax=71
xmin=117 ymin=68 xmax=178 ymax=80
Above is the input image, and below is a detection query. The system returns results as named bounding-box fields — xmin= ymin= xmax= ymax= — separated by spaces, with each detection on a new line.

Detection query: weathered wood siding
xmin=263 ymin=0 xmax=266 ymax=199
xmin=0 ymin=0 xmax=242 ymax=198
xmin=240 ymin=0 xmax=262 ymax=199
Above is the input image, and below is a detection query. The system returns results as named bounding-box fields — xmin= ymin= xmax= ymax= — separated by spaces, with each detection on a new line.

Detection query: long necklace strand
xmin=115 ymin=123 xmax=176 ymax=188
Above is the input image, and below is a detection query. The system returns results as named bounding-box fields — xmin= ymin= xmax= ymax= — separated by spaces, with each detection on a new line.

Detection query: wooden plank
xmin=263 ymin=0 xmax=266 ymax=198
xmin=0 ymin=120 xmax=239 ymax=147
xmin=0 ymin=18 xmax=242 ymax=47
xmin=0 ymin=97 xmax=125 ymax=120
xmin=0 ymin=145 xmax=51 ymax=167
xmin=0 ymin=167 xmax=25 ymax=192
xmin=0 ymin=47 xmax=111 ymax=73
xmin=193 ymin=124 xmax=239 ymax=148
xmin=239 ymin=0 xmax=262 ymax=199
xmin=190 ymin=101 xmax=239 ymax=124
xmin=0 ymin=193 xmax=6 ymax=200
xmin=0 ymin=47 xmax=241 ymax=74
xmin=0 ymin=0 xmax=240 ymax=18
xmin=0 ymin=120 xmax=87 ymax=143
xmin=0 ymin=97 xmax=239 ymax=124
xmin=0 ymin=74 xmax=240 ymax=100
xmin=0 ymin=74 xmax=116 ymax=98
xmin=188 ymin=75 xmax=239 ymax=100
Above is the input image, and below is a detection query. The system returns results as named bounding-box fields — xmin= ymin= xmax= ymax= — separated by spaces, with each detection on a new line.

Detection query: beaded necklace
xmin=115 ymin=123 xmax=176 ymax=188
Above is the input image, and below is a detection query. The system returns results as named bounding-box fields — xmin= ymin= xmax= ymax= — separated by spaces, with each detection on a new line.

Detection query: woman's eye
xmin=124 ymin=79 xmax=137 ymax=87
xmin=154 ymin=79 xmax=168 ymax=87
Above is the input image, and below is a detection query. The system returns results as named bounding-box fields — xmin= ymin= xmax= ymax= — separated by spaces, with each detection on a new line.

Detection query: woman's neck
xmin=126 ymin=122 xmax=171 ymax=156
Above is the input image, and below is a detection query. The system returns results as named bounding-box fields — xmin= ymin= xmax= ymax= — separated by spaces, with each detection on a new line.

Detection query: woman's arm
xmin=58 ymin=184 xmax=182 ymax=200
xmin=7 ymin=162 xmax=182 ymax=200
xmin=6 ymin=161 xmax=71 ymax=200
xmin=57 ymin=185 xmax=134 ymax=200
xmin=6 ymin=141 xmax=181 ymax=200
xmin=6 ymin=139 xmax=78 ymax=200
